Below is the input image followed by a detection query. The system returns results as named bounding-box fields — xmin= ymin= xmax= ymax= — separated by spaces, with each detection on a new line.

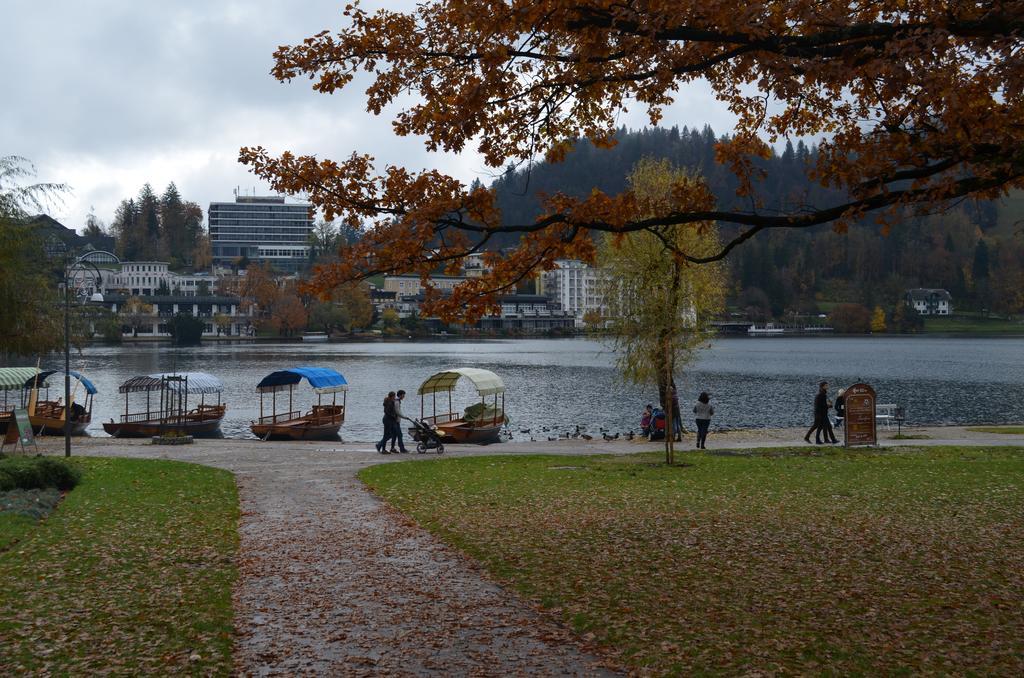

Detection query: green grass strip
xmin=967 ymin=426 xmax=1024 ymax=435
xmin=0 ymin=457 xmax=239 ymax=674
xmin=361 ymin=447 xmax=1024 ymax=675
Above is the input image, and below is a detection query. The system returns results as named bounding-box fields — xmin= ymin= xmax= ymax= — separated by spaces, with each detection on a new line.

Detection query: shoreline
xmin=82 ymin=330 xmax=1024 ymax=346
xmin=29 ymin=424 xmax=1024 ymax=452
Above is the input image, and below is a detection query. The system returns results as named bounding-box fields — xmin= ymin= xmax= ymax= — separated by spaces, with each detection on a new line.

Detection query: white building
xmin=208 ymin=195 xmax=314 ymax=273
xmin=537 ymin=260 xmax=607 ymax=327
xmin=67 ymin=253 xmax=223 ymax=298
xmin=382 ymin=274 xmax=467 ymax=299
xmin=101 ymin=294 xmax=255 ymax=337
xmin=905 ymin=288 xmax=953 ymax=316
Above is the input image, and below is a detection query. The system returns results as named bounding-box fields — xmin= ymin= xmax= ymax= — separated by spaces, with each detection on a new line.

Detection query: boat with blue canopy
xmin=103 ymin=372 xmax=226 ymax=438
xmin=22 ymin=369 xmax=98 ymax=435
xmin=250 ymin=366 xmax=348 ymax=440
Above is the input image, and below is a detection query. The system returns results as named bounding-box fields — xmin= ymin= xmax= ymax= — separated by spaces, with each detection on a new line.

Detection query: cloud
xmin=2 ymin=0 xmax=738 ymax=231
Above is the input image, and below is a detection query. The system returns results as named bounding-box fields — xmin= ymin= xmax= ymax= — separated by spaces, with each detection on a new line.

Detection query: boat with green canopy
xmin=413 ymin=367 xmax=506 ymax=444
xmin=0 ymin=367 xmax=40 ymax=436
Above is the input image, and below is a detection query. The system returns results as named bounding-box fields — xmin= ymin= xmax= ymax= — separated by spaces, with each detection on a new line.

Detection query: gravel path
xmin=40 ymin=437 xmax=622 ymax=676
xmin=31 ymin=426 xmax=1023 ymax=675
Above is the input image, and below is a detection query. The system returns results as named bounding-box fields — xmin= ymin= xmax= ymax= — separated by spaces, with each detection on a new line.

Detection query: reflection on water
xmin=21 ymin=336 xmax=1024 ymax=441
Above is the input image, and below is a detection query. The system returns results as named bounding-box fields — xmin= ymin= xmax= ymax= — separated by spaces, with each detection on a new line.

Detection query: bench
xmin=876 ymin=403 xmax=897 ymax=430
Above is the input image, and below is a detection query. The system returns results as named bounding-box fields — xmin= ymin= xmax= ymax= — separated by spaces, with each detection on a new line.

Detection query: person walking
xmin=391 ymin=389 xmax=411 ymax=453
xmin=804 ymin=381 xmax=837 ymax=444
xmin=693 ymin=392 xmax=714 ymax=449
xmin=376 ymin=391 xmax=397 ymax=453
xmin=833 ymin=388 xmax=847 ymax=432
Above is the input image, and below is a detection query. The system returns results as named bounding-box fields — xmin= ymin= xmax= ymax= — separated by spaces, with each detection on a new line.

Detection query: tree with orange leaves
xmin=241 ymin=1 xmax=1024 ymax=321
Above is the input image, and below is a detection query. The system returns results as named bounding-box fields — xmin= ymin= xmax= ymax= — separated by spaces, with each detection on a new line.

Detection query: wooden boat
xmin=0 ymin=367 xmax=40 ymax=438
xmin=413 ymin=368 xmax=507 ymax=445
xmin=22 ymin=369 xmax=97 ymax=435
xmin=250 ymin=366 xmax=347 ymax=440
xmin=301 ymin=331 xmax=329 ymax=343
xmin=103 ymin=372 xmax=226 ymax=438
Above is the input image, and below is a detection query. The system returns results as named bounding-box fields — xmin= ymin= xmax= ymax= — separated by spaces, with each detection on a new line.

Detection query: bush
xmin=168 ymin=312 xmax=205 ymax=346
xmin=828 ymin=303 xmax=872 ymax=333
xmin=0 ymin=456 xmax=81 ymax=491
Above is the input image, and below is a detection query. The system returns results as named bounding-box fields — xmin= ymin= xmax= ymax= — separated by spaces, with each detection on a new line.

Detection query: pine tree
xmin=137 ymin=183 xmax=162 ymax=260
xmin=111 ymin=198 xmax=141 ymax=260
xmin=160 ymin=183 xmax=186 ymax=266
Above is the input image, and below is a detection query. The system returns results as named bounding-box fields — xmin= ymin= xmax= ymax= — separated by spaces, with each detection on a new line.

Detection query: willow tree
xmin=0 ymin=156 xmax=66 ymax=356
xmin=241 ymin=1 xmax=1024 ymax=321
xmin=600 ymin=158 xmax=726 ymax=463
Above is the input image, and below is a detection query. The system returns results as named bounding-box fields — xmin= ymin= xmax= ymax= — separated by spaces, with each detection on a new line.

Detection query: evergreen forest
xmin=490 ymin=126 xmax=1024 ymax=319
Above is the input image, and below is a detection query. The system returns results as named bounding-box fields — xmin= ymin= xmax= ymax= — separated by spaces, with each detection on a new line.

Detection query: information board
xmin=2 ymin=409 xmax=37 ymax=453
xmin=843 ymin=383 xmax=877 ymax=447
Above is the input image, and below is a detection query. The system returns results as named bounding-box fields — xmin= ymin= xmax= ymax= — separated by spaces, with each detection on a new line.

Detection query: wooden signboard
xmin=2 ymin=408 xmax=37 ymax=454
xmin=844 ymin=383 xmax=877 ymax=447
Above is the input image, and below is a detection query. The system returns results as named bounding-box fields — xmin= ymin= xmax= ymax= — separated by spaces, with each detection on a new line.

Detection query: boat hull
xmin=250 ymin=420 xmax=342 ymax=440
xmin=434 ymin=421 xmax=502 ymax=445
xmin=31 ymin=416 xmax=91 ymax=436
xmin=103 ymin=418 xmax=223 ymax=438
xmin=250 ymin=405 xmax=344 ymax=441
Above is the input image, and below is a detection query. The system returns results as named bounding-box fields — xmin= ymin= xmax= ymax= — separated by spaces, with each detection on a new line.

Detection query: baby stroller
xmin=648 ymin=408 xmax=667 ymax=441
xmin=409 ymin=418 xmax=446 ymax=454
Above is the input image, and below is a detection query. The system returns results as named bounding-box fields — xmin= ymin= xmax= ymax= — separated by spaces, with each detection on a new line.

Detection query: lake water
xmin=20 ymin=336 xmax=1024 ymax=441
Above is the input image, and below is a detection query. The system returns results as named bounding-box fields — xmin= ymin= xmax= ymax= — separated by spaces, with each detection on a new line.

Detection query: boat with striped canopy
xmin=102 ymin=372 xmax=226 ymax=438
xmin=0 ymin=367 xmax=40 ymax=437
xmin=413 ymin=368 xmax=506 ymax=444
xmin=250 ymin=366 xmax=347 ymax=440
xmin=22 ymin=369 xmax=98 ymax=435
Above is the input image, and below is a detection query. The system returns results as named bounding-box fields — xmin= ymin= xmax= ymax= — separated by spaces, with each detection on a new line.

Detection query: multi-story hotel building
xmin=208 ymin=196 xmax=314 ymax=273
xmin=536 ymin=259 xmax=608 ymax=327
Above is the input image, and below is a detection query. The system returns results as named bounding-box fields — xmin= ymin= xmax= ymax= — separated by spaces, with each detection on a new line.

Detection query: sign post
xmin=1 ymin=408 xmax=38 ymax=455
xmin=843 ymin=383 xmax=877 ymax=447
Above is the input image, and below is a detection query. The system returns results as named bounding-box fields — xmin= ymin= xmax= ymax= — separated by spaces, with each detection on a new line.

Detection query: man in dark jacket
xmin=804 ymin=381 xmax=837 ymax=444
xmin=376 ymin=392 xmax=397 ymax=453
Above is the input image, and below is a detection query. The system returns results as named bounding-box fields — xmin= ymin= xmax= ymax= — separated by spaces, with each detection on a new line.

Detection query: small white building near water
xmin=905 ymin=288 xmax=953 ymax=316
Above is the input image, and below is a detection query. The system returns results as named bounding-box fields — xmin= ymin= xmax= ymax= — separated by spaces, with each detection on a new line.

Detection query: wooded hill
xmin=490 ymin=126 xmax=1024 ymax=318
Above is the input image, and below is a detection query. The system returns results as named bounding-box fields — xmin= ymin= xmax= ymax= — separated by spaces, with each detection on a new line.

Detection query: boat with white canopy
xmin=103 ymin=372 xmax=226 ymax=437
xmin=414 ymin=367 xmax=506 ymax=444
xmin=250 ymin=366 xmax=347 ymax=440
xmin=23 ymin=369 xmax=98 ymax=435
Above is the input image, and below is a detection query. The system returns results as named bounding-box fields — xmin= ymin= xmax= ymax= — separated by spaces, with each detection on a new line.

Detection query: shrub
xmin=0 ymin=456 xmax=82 ymax=492
xmin=828 ymin=303 xmax=872 ymax=333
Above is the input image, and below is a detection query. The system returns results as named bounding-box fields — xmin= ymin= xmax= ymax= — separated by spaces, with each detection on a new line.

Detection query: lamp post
xmin=62 ymin=255 xmax=104 ymax=457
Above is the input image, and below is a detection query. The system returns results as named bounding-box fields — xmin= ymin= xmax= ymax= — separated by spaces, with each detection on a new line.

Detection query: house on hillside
xmin=905 ymin=288 xmax=953 ymax=316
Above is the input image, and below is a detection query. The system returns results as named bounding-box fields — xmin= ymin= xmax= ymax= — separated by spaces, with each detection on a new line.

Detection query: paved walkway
xmin=32 ymin=427 xmax=1024 ymax=675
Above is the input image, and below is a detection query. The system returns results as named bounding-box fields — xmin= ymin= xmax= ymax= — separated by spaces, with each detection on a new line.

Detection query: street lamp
xmin=62 ymin=254 xmax=104 ymax=457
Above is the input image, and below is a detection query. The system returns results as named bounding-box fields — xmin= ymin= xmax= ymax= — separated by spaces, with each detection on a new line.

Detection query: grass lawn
xmin=923 ymin=314 xmax=1024 ymax=334
xmin=0 ymin=513 xmax=36 ymax=552
xmin=0 ymin=457 xmax=239 ymax=674
xmin=361 ymin=447 xmax=1024 ymax=675
xmin=968 ymin=426 xmax=1024 ymax=435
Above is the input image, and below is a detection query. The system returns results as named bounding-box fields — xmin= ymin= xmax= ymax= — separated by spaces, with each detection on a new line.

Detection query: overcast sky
xmin=2 ymin=1 xmax=736 ymax=231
